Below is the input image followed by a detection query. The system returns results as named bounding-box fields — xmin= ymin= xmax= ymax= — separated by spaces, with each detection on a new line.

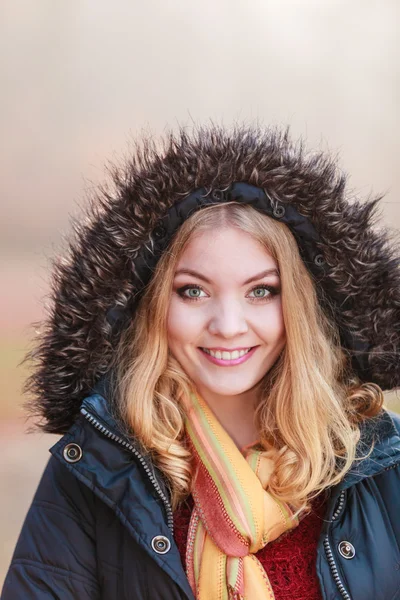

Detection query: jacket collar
xmin=80 ymin=391 xmax=172 ymax=504
xmin=338 ymin=407 xmax=400 ymax=489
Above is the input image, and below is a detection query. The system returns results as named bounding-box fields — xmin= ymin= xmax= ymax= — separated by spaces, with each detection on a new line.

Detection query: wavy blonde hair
xmin=112 ymin=202 xmax=383 ymax=514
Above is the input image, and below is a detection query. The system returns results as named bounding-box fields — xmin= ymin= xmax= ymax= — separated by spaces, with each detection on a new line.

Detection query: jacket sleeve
xmin=1 ymin=454 xmax=100 ymax=599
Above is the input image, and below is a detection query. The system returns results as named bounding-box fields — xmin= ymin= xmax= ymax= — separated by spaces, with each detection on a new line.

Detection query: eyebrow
xmin=174 ymin=268 xmax=280 ymax=285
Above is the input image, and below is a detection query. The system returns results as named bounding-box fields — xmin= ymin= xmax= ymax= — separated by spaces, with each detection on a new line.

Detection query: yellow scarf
xmin=184 ymin=391 xmax=299 ymax=599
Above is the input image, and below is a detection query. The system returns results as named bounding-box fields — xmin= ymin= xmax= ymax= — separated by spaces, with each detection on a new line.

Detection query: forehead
xmin=175 ymin=227 xmax=278 ymax=276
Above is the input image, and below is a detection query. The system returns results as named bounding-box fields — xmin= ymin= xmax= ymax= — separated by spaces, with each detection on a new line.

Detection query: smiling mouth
xmin=200 ymin=347 xmax=254 ymax=360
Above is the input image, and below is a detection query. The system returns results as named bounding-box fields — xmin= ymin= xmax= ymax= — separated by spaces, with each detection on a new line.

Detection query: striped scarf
xmin=184 ymin=391 xmax=299 ymax=600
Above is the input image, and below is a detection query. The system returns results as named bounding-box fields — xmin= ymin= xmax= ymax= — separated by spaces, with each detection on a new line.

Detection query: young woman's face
xmin=167 ymin=227 xmax=286 ymax=399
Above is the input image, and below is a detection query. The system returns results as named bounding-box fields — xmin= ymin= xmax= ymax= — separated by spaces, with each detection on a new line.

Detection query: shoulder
xmin=387 ymin=409 xmax=400 ymax=435
xmin=32 ymin=453 xmax=98 ymax=523
xmin=343 ymin=407 xmax=400 ymax=488
xmin=358 ymin=406 xmax=400 ymax=448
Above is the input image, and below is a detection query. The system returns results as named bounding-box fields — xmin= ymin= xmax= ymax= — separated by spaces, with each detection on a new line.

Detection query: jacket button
xmin=272 ymin=204 xmax=286 ymax=218
xmin=153 ymin=224 xmax=166 ymax=239
xmin=63 ymin=443 xmax=83 ymax=463
xmin=338 ymin=541 xmax=356 ymax=559
xmin=151 ymin=535 xmax=171 ymax=555
xmin=314 ymin=253 xmax=325 ymax=267
xmin=211 ymin=189 xmax=224 ymax=201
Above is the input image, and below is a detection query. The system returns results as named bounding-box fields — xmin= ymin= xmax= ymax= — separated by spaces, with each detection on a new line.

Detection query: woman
xmin=2 ymin=125 xmax=400 ymax=600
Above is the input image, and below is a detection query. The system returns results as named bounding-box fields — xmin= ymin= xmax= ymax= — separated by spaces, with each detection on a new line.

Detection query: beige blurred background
xmin=1 ymin=0 xmax=399 ymax=588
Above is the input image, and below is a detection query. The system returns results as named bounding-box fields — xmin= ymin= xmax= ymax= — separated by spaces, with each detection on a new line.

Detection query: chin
xmin=195 ymin=378 xmax=259 ymax=397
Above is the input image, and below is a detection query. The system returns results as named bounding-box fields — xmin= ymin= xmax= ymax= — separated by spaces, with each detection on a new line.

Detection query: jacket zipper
xmin=323 ymin=490 xmax=351 ymax=600
xmin=80 ymin=406 xmax=175 ymax=534
xmin=323 ymin=459 xmax=400 ymax=600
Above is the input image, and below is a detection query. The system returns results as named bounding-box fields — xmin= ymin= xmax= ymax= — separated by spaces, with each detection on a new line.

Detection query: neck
xmin=195 ymin=386 xmax=260 ymax=451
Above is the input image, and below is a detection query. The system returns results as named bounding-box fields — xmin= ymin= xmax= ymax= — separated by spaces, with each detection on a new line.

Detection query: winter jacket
xmin=2 ymin=125 xmax=400 ymax=599
xmin=2 ymin=382 xmax=400 ymax=600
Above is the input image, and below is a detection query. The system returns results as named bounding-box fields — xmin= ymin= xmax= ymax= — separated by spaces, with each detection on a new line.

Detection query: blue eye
xmin=248 ymin=286 xmax=271 ymax=299
xmin=247 ymin=284 xmax=280 ymax=302
xmin=177 ymin=285 xmax=207 ymax=300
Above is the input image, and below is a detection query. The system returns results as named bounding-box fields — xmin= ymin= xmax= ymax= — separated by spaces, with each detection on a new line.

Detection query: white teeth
xmin=201 ymin=348 xmax=252 ymax=360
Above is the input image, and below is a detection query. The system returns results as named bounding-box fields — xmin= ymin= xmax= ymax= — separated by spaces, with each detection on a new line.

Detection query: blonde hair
xmin=112 ymin=202 xmax=383 ymax=514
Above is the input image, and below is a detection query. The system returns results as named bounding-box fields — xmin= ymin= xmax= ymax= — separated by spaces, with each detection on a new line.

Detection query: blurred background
xmin=1 ymin=0 xmax=399 ymax=587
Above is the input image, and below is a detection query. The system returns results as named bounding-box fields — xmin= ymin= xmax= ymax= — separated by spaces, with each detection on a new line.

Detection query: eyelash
xmin=176 ymin=283 xmax=280 ymax=303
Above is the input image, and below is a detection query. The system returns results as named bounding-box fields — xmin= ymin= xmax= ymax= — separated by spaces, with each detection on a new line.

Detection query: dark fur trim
xmin=22 ymin=124 xmax=400 ymax=434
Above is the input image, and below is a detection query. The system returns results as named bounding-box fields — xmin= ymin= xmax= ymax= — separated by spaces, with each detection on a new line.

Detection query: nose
xmin=207 ymin=300 xmax=249 ymax=338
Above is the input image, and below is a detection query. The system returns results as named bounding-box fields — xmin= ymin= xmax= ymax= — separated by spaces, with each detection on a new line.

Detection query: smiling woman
xmin=114 ymin=199 xmax=372 ymax=517
xmin=2 ymin=125 xmax=400 ymax=600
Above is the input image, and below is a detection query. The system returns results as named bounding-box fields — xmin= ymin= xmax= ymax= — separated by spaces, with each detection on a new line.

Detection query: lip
xmin=198 ymin=346 xmax=258 ymax=367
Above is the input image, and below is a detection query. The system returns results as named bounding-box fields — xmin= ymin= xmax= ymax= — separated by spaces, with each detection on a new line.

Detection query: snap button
xmin=272 ymin=204 xmax=285 ymax=218
xmin=211 ymin=189 xmax=224 ymax=201
xmin=338 ymin=540 xmax=355 ymax=559
xmin=314 ymin=253 xmax=325 ymax=267
xmin=63 ymin=443 xmax=83 ymax=463
xmin=151 ymin=535 xmax=171 ymax=554
xmin=153 ymin=224 xmax=166 ymax=240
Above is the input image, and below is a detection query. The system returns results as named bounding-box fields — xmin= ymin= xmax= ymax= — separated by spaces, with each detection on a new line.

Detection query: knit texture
xmin=173 ymin=493 xmax=327 ymax=600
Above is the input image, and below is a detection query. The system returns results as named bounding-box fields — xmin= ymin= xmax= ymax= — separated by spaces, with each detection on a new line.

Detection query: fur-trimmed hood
xmin=24 ymin=124 xmax=400 ymax=434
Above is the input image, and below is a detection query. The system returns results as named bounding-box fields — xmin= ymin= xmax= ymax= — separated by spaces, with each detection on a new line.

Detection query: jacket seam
xmin=9 ymin=558 xmax=99 ymax=589
xmin=372 ymin=460 xmax=400 ymax=479
xmin=374 ymin=463 xmax=400 ymax=556
xmin=316 ymin=548 xmax=329 ymax=600
xmin=32 ymin=499 xmax=94 ymax=529
xmin=389 ymin=587 xmax=400 ymax=600
xmin=54 ymin=455 xmax=120 ymax=516
xmin=386 ymin=410 xmax=400 ymax=437
xmin=98 ymin=559 xmax=122 ymax=574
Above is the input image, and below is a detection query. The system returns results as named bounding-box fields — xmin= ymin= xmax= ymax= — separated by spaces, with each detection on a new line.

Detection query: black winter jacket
xmin=2 ymin=387 xmax=400 ymax=600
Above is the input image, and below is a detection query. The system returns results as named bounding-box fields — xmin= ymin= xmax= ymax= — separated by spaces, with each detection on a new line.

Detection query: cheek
xmin=259 ymin=302 xmax=286 ymax=342
xmin=276 ymin=304 xmax=286 ymax=337
xmin=167 ymin=299 xmax=203 ymax=344
xmin=167 ymin=303 xmax=182 ymax=344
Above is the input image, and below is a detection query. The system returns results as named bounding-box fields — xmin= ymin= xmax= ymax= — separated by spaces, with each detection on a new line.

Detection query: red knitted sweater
xmin=173 ymin=493 xmax=327 ymax=600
